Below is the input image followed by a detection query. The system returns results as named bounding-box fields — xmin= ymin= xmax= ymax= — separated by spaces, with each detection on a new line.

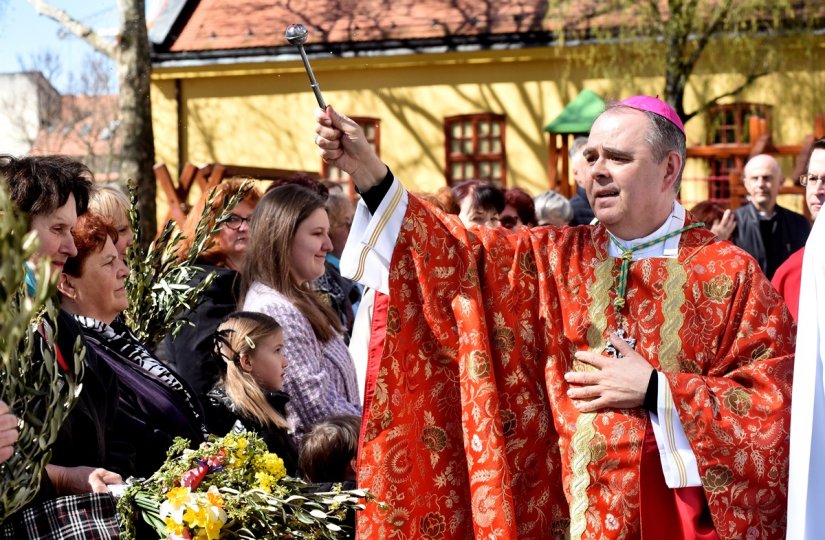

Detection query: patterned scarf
xmin=72 ymin=314 xmax=206 ymax=434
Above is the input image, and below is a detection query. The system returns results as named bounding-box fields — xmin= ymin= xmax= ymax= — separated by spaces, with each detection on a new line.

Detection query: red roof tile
xmin=162 ymin=0 xmax=821 ymax=55
xmin=169 ymin=0 xmax=550 ymax=52
xmin=30 ymin=95 xmax=121 ymax=179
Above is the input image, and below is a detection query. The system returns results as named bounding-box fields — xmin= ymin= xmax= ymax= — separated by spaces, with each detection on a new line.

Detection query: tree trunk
xmin=663 ymin=31 xmax=689 ymax=123
xmin=117 ymin=0 xmax=156 ymax=245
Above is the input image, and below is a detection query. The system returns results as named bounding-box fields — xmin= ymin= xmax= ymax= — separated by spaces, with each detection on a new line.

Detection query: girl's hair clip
xmin=243 ymin=335 xmax=256 ymax=350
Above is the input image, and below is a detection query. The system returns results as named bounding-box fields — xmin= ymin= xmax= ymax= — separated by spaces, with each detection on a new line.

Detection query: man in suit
xmin=732 ymin=153 xmax=810 ymax=279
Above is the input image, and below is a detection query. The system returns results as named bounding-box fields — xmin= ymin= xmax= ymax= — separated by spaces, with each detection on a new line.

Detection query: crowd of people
xmin=0 ymin=94 xmax=823 ymax=539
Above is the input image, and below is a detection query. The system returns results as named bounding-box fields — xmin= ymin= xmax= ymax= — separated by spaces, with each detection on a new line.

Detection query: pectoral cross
xmin=604 ymin=328 xmax=637 ymax=359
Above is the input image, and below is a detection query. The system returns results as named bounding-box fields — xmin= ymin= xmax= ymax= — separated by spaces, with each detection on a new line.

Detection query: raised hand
xmin=314 ymin=105 xmax=387 ymax=191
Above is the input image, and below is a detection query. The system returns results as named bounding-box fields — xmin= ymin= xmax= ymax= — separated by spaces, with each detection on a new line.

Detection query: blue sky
xmin=0 ymin=0 xmax=163 ymax=94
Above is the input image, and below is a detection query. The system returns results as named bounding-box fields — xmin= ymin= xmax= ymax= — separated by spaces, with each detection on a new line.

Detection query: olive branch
xmin=0 ymin=182 xmax=85 ymax=522
xmin=122 ymin=180 xmax=253 ymax=349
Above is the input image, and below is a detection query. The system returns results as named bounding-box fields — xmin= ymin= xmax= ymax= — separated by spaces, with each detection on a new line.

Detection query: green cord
xmin=609 ymin=222 xmax=705 ymax=310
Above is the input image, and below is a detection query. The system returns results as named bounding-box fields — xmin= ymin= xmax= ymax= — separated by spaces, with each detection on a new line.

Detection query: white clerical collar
xmin=607 ymin=202 xmax=686 ymax=260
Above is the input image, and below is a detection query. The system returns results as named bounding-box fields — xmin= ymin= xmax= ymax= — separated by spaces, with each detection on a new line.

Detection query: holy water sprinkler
xmin=285 ymin=24 xmax=326 ymax=109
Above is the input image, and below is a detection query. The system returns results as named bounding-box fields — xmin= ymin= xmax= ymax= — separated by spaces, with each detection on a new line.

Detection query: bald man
xmin=731 ymin=154 xmax=810 ymax=279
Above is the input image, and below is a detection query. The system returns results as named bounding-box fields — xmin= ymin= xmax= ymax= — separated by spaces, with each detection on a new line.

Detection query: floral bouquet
xmin=117 ymin=433 xmax=379 ymax=539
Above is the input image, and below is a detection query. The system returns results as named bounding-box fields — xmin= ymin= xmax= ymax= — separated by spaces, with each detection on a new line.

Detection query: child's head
xmin=299 ymin=415 xmax=361 ymax=483
xmin=213 ymin=311 xmax=289 ymax=428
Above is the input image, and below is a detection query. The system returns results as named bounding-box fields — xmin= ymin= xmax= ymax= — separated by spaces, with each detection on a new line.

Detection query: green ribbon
xmin=609 ymin=221 xmax=705 ymax=310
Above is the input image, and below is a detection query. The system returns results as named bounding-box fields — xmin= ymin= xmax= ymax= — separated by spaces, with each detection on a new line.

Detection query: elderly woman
xmin=534 ymin=190 xmax=574 ymax=226
xmin=1 ymin=155 xmax=123 ymax=537
xmin=160 ymin=179 xmax=262 ymax=401
xmin=500 ymin=187 xmax=537 ymax=229
xmin=58 ymin=213 xmax=206 ymax=477
xmin=241 ymin=184 xmax=361 ymax=439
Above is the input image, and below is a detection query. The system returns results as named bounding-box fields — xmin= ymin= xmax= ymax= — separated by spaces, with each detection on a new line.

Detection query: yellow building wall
xmin=151 ymin=34 xmax=824 ymax=213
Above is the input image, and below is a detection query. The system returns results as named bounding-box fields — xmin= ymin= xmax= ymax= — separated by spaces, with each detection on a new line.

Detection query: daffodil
xmin=204 ymin=503 xmax=227 ymax=540
xmin=183 ymin=504 xmax=207 ymax=529
xmin=160 ymin=486 xmax=195 ymax=524
xmin=206 ymin=486 xmax=224 ymax=508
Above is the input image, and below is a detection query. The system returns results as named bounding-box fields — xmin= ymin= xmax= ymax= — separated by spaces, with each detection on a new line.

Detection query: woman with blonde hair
xmin=89 ymin=183 xmax=134 ymax=257
xmin=207 ymin=311 xmax=298 ymax=475
xmin=241 ymin=184 xmax=361 ymax=439
xmin=161 ymin=179 xmax=262 ymax=401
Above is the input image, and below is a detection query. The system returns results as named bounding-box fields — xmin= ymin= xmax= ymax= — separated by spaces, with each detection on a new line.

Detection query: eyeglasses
xmin=800 ymin=174 xmax=825 ymax=187
xmin=223 ymin=213 xmax=251 ymax=230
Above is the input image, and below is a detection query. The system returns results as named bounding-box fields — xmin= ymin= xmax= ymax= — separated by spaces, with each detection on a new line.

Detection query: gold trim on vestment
xmin=659 ymin=259 xmax=689 ymax=486
xmin=658 ymin=260 xmax=687 ymax=373
xmin=663 ymin=379 xmax=688 ymax=487
xmin=352 ymin=181 xmax=404 ymax=282
xmin=568 ymin=258 xmax=613 ymax=539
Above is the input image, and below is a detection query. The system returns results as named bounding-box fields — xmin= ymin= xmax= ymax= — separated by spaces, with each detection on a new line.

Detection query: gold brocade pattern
xmin=658 ymin=260 xmax=687 ymax=373
xmin=569 ymin=259 xmax=613 ymax=539
xmin=357 ymin=197 xmax=794 ymax=540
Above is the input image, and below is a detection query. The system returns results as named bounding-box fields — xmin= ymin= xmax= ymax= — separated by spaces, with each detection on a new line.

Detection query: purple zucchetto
xmin=617 ymin=96 xmax=685 ymax=135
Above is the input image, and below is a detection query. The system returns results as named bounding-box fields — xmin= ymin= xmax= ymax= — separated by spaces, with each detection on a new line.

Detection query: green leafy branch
xmin=122 ymin=180 xmax=252 ymax=349
xmin=0 ymin=182 xmax=84 ymax=522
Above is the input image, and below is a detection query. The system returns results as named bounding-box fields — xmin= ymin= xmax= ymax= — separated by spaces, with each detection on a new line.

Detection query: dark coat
xmin=569 ymin=186 xmax=596 ymax=226
xmin=205 ymin=387 xmax=300 ymax=477
xmin=158 ymin=265 xmax=240 ymax=400
xmin=81 ymin=329 xmax=206 ymax=478
xmin=313 ymin=261 xmax=361 ymax=344
xmin=27 ymin=310 xmax=131 ymax=506
xmin=732 ymin=203 xmax=810 ymax=278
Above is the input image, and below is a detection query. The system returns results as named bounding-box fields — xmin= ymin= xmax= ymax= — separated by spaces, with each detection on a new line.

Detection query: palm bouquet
xmin=0 ymin=182 xmax=84 ymax=521
xmin=123 ymin=179 xmax=253 ymax=349
xmin=118 ymin=432 xmax=378 ymax=539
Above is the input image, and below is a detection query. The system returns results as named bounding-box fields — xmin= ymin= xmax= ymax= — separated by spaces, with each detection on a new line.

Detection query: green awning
xmin=544 ymin=89 xmax=605 ymax=134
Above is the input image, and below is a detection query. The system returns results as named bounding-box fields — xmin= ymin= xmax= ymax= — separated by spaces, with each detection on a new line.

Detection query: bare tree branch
xmin=26 ymin=0 xmax=117 ymax=59
xmin=683 ymin=70 xmax=769 ymax=122
xmin=685 ymin=0 xmax=734 ymax=70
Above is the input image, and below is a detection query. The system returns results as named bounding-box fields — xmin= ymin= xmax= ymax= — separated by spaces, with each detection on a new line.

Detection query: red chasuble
xmin=356 ymin=196 xmax=794 ymax=540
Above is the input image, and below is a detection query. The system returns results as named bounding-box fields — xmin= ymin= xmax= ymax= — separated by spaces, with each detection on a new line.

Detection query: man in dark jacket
xmin=732 ymin=154 xmax=810 ymax=279
xmin=568 ymin=136 xmax=596 ymax=226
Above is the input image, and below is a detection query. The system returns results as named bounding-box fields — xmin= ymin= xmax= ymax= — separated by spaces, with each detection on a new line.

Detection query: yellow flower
xmin=254 ymin=452 xmax=287 ymax=480
xmin=167 ymin=486 xmax=192 ymax=507
xmin=255 ymin=471 xmax=275 ymax=493
xmin=183 ymin=505 xmax=207 ymax=528
xmin=204 ymin=504 xmax=227 ymax=540
xmin=163 ymin=516 xmax=187 ymax=536
xmin=206 ymin=486 xmax=224 ymax=508
xmin=160 ymin=487 xmax=195 ymax=524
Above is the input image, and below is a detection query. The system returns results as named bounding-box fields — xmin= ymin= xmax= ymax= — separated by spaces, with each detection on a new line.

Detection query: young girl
xmin=206 ymin=311 xmax=299 ymax=476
